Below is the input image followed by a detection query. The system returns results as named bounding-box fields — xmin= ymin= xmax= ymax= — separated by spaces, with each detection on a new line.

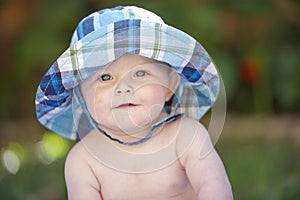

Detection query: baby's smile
xmin=115 ymin=103 xmax=140 ymax=109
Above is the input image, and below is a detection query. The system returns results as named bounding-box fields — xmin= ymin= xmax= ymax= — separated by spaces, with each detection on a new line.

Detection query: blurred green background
xmin=0 ymin=0 xmax=299 ymax=199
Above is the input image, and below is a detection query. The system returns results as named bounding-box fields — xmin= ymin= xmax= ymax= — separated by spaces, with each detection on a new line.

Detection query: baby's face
xmin=80 ymin=54 xmax=178 ymax=133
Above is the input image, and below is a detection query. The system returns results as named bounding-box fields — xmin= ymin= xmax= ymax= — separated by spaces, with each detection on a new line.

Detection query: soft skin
xmin=65 ymin=54 xmax=233 ymax=200
xmin=80 ymin=54 xmax=180 ymax=140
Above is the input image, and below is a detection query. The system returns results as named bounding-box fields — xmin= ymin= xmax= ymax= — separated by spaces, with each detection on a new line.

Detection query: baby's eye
xmin=100 ymin=74 xmax=113 ymax=81
xmin=134 ymin=70 xmax=147 ymax=77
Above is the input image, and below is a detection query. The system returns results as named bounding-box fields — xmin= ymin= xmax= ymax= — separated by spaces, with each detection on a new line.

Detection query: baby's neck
xmin=98 ymin=112 xmax=168 ymax=143
xmin=100 ymin=124 xmax=153 ymax=141
xmin=108 ymin=127 xmax=172 ymax=154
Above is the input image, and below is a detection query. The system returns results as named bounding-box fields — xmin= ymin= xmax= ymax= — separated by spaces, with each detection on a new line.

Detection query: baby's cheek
xmin=91 ymin=99 xmax=111 ymax=122
xmin=148 ymin=87 xmax=168 ymax=103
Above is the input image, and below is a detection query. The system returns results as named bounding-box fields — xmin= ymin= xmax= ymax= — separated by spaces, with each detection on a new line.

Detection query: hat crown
xmin=70 ymin=6 xmax=164 ymax=46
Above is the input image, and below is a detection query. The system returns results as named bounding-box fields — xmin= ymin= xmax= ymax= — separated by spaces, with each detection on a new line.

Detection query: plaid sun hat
xmin=35 ymin=5 xmax=220 ymax=140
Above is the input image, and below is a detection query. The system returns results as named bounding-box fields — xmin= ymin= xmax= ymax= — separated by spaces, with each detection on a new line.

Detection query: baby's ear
xmin=166 ymin=70 xmax=180 ymax=101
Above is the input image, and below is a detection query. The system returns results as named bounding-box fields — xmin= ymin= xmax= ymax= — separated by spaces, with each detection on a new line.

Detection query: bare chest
xmin=94 ymin=162 xmax=196 ymax=200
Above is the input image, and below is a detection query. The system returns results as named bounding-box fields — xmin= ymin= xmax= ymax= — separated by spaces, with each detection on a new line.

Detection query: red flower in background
xmin=239 ymin=57 xmax=262 ymax=86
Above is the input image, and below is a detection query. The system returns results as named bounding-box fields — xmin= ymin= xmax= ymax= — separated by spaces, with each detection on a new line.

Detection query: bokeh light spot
xmin=1 ymin=149 xmax=20 ymax=175
xmin=36 ymin=132 xmax=70 ymax=165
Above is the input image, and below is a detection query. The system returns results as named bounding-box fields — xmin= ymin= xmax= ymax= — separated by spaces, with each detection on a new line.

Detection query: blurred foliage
xmin=218 ymin=137 xmax=300 ymax=200
xmin=0 ymin=132 xmax=74 ymax=200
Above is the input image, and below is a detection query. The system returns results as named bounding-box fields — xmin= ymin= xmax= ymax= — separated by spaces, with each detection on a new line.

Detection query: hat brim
xmin=36 ymin=19 xmax=220 ymax=140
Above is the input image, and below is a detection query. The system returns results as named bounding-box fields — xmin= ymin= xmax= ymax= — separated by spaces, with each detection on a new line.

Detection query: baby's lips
xmin=115 ymin=103 xmax=140 ymax=109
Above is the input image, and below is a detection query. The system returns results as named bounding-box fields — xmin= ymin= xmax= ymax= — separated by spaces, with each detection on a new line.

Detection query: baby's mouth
xmin=115 ymin=103 xmax=139 ymax=109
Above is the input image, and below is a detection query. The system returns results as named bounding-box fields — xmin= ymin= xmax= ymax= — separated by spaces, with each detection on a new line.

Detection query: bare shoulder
xmin=175 ymin=117 xmax=233 ymax=199
xmin=174 ymin=117 xmax=211 ymax=161
xmin=65 ymin=135 xmax=102 ymax=173
xmin=177 ymin=117 xmax=208 ymax=137
xmin=64 ymin=140 xmax=91 ymax=177
xmin=65 ymin=140 xmax=88 ymax=164
xmin=175 ymin=117 xmax=225 ymax=180
xmin=175 ymin=117 xmax=222 ymax=166
xmin=64 ymin=139 xmax=103 ymax=199
xmin=65 ymin=130 xmax=102 ymax=163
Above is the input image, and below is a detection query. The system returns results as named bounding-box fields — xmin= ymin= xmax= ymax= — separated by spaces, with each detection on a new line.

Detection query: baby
xmin=36 ymin=6 xmax=233 ymax=200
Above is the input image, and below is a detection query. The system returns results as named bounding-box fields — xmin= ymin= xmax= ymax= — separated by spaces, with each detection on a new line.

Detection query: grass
xmin=217 ymin=137 xmax=300 ymax=200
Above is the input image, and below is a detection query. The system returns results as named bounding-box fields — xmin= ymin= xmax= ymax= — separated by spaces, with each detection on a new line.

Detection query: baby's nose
xmin=115 ymin=83 xmax=133 ymax=95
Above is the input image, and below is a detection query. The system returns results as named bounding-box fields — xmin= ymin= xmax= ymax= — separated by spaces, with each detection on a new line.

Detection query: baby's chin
xmin=95 ymin=108 xmax=169 ymax=136
xmin=99 ymin=119 xmax=153 ymax=135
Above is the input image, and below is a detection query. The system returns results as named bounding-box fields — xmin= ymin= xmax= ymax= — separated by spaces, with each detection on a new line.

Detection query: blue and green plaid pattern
xmin=35 ymin=6 xmax=220 ymax=140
